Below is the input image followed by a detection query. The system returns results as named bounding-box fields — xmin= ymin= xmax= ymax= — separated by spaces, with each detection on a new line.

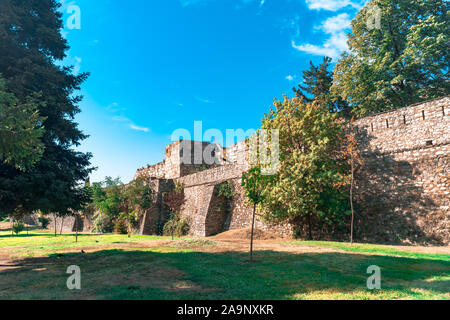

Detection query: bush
xmin=12 ymin=220 xmax=25 ymax=235
xmin=38 ymin=217 xmax=50 ymax=229
xmin=163 ymin=215 xmax=190 ymax=238
xmin=114 ymin=218 xmax=128 ymax=235
xmin=216 ymin=180 xmax=236 ymax=199
xmin=92 ymin=210 xmax=114 ymax=234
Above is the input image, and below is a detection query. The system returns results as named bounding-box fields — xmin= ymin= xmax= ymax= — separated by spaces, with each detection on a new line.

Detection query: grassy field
xmin=0 ymin=229 xmax=449 ymax=300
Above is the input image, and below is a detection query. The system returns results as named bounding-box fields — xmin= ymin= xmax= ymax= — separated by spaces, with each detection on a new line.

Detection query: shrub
xmin=114 ymin=218 xmax=128 ymax=235
xmin=12 ymin=220 xmax=25 ymax=235
xmin=216 ymin=180 xmax=236 ymax=199
xmin=163 ymin=215 xmax=190 ymax=239
xmin=38 ymin=217 xmax=50 ymax=229
xmin=92 ymin=210 xmax=114 ymax=233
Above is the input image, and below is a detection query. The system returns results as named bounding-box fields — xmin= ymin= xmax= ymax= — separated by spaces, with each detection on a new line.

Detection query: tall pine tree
xmin=294 ymin=57 xmax=350 ymax=117
xmin=0 ymin=0 xmax=93 ymax=218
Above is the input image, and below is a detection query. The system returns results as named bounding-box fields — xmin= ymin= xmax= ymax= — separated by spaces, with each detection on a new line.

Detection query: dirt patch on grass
xmin=211 ymin=228 xmax=284 ymax=241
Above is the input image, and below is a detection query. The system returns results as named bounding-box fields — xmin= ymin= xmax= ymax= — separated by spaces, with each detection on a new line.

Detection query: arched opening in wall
xmin=204 ymin=182 xmax=235 ymax=236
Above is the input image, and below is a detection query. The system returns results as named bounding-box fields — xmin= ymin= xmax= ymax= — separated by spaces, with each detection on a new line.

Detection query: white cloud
xmin=73 ymin=56 xmax=82 ymax=75
xmin=286 ymin=75 xmax=294 ymax=81
xmin=110 ymin=105 xmax=150 ymax=133
xmin=180 ymin=0 xmax=264 ymax=8
xmin=305 ymin=0 xmax=363 ymax=11
xmin=292 ymin=13 xmax=351 ymax=59
xmin=130 ymin=124 xmax=150 ymax=132
xmin=195 ymin=96 xmax=215 ymax=104
xmin=319 ymin=13 xmax=351 ymax=33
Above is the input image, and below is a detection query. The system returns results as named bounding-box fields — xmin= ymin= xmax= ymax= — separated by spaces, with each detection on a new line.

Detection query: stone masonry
xmin=135 ymin=96 xmax=450 ymax=244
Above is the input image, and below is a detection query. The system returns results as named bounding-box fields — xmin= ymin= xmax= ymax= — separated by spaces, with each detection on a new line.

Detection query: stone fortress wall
xmin=134 ymin=96 xmax=449 ymax=244
xmin=352 ymin=96 xmax=450 ymax=244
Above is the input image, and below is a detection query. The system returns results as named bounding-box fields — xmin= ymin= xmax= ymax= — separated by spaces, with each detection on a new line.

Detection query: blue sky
xmin=59 ymin=0 xmax=367 ymax=183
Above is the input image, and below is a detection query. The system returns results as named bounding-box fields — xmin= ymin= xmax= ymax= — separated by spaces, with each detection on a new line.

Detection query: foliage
xmin=0 ymin=76 xmax=46 ymax=170
xmin=38 ymin=217 xmax=50 ymax=229
xmin=0 ymin=0 xmax=93 ymax=219
xmin=12 ymin=219 xmax=25 ymax=235
xmin=252 ymin=97 xmax=350 ymax=240
xmin=163 ymin=214 xmax=190 ymax=239
xmin=90 ymin=177 xmax=124 ymax=233
xmin=293 ymin=57 xmax=350 ymax=117
xmin=162 ymin=183 xmax=188 ymax=239
xmin=216 ymin=180 xmax=237 ymax=199
xmin=90 ymin=177 xmax=153 ymax=235
xmin=114 ymin=218 xmax=128 ymax=235
xmin=332 ymin=0 xmax=449 ymax=117
xmin=163 ymin=183 xmax=185 ymax=215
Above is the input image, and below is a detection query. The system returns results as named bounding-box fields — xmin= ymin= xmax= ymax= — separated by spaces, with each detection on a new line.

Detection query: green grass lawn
xmin=0 ymin=230 xmax=449 ymax=300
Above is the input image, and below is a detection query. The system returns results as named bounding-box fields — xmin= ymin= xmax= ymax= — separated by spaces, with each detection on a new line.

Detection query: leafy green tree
xmin=120 ymin=178 xmax=154 ymax=237
xmin=90 ymin=177 xmax=124 ymax=233
xmin=294 ymin=57 xmax=350 ymax=117
xmin=242 ymin=167 xmax=271 ymax=262
xmin=0 ymin=0 xmax=93 ymax=218
xmin=0 ymin=76 xmax=46 ymax=170
xmin=256 ymin=97 xmax=350 ymax=240
xmin=332 ymin=0 xmax=449 ymax=117
xmin=163 ymin=183 xmax=187 ymax=239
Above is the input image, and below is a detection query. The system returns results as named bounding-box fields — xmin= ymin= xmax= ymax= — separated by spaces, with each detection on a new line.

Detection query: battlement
xmin=354 ymin=96 xmax=449 ymax=155
xmin=135 ymin=139 xmax=250 ymax=181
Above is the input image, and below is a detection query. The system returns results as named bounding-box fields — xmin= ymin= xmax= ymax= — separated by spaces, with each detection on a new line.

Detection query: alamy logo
xmin=66 ymin=265 xmax=81 ymax=290
xmin=367 ymin=265 xmax=381 ymax=290
xmin=367 ymin=5 xmax=382 ymax=30
xmin=171 ymin=121 xmax=280 ymax=176
xmin=66 ymin=4 xmax=81 ymax=30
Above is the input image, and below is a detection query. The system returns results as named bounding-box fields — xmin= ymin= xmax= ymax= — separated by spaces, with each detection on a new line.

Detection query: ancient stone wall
xmin=135 ymin=96 xmax=449 ymax=243
xmin=353 ymin=96 xmax=449 ymax=244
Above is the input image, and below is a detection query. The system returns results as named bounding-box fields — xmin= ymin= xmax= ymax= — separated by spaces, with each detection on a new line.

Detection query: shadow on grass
xmin=0 ymin=232 xmax=102 ymax=239
xmin=0 ymin=248 xmax=449 ymax=300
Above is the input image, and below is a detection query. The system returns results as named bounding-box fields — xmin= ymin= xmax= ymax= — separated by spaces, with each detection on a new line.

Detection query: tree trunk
xmin=307 ymin=212 xmax=313 ymax=240
xmin=128 ymin=218 xmax=131 ymax=238
xmin=60 ymin=216 xmax=64 ymax=235
xmin=350 ymin=151 xmax=355 ymax=245
xmin=75 ymin=215 xmax=78 ymax=243
xmin=250 ymin=203 xmax=256 ymax=262
xmin=54 ymin=214 xmax=57 ymax=237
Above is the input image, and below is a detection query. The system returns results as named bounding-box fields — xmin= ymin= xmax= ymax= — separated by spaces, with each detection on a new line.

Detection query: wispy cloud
xmin=130 ymin=124 xmax=150 ymax=132
xmin=286 ymin=75 xmax=295 ymax=81
xmin=109 ymin=103 xmax=150 ymax=133
xmin=194 ymin=96 xmax=215 ymax=104
xmin=292 ymin=13 xmax=351 ymax=59
xmin=180 ymin=0 xmax=265 ymax=8
xmin=305 ymin=0 xmax=363 ymax=11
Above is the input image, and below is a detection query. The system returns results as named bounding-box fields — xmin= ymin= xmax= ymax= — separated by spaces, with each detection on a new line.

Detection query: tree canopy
xmin=0 ymin=0 xmax=93 ymax=218
xmin=332 ymin=0 xmax=449 ymax=117
xmin=248 ymin=97 xmax=350 ymax=239
xmin=0 ymin=76 xmax=46 ymax=170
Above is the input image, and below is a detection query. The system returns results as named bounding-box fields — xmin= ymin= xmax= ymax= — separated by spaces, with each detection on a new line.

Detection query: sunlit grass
xmin=284 ymin=240 xmax=450 ymax=261
xmin=0 ymin=231 xmax=448 ymax=300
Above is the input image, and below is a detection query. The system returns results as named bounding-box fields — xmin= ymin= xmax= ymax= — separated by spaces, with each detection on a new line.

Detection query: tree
xmin=120 ymin=178 xmax=154 ymax=238
xmin=338 ymin=120 xmax=363 ymax=244
xmin=242 ymin=167 xmax=270 ymax=262
xmin=90 ymin=177 xmax=124 ymax=233
xmin=256 ymin=97 xmax=350 ymax=240
xmin=0 ymin=0 xmax=93 ymax=218
xmin=332 ymin=0 xmax=449 ymax=117
xmin=0 ymin=76 xmax=46 ymax=170
xmin=163 ymin=183 xmax=187 ymax=239
xmin=294 ymin=57 xmax=350 ymax=117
